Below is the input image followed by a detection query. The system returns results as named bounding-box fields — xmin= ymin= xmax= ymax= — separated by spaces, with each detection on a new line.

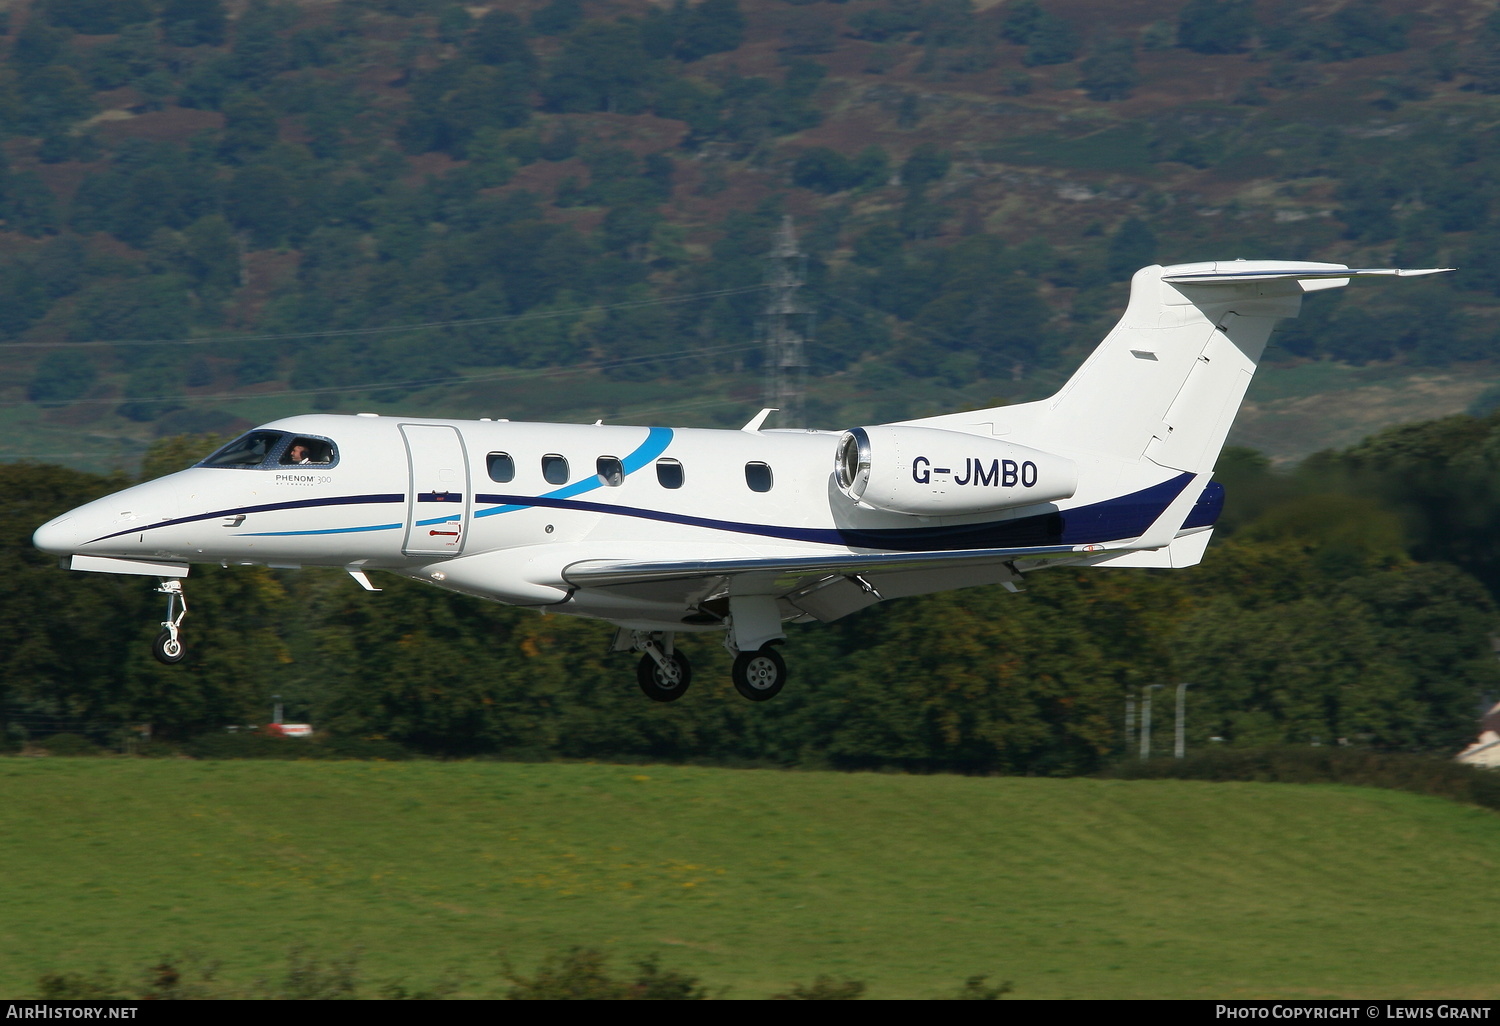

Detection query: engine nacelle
xmin=834 ymin=425 xmax=1078 ymax=516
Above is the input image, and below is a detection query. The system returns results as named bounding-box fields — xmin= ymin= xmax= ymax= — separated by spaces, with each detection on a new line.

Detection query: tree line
xmin=6 ymin=410 xmax=1499 ymax=769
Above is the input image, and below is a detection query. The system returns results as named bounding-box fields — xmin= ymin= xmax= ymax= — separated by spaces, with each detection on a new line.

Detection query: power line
xmin=0 ymin=284 xmax=767 ymax=351
xmin=0 ymin=341 xmax=762 ymax=409
xmin=806 ymin=283 xmax=972 ymax=352
xmin=586 ymin=395 xmax=738 ymax=423
xmin=0 ymin=396 xmax=751 ymax=465
xmin=1 ymin=452 xmax=139 ymax=459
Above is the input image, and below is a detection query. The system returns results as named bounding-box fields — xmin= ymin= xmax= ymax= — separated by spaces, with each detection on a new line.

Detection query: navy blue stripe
xmin=93 ymin=475 xmax=1208 ymax=553
xmin=476 ymin=492 xmax=849 ymax=545
xmin=473 ymin=473 xmax=1197 ymax=553
xmin=87 ymin=493 xmax=405 ymax=544
xmin=1184 ymin=481 xmax=1224 ymax=529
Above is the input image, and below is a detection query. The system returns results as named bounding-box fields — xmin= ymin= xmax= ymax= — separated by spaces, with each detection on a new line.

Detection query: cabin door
xmin=400 ymin=424 xmax=471 ymax=558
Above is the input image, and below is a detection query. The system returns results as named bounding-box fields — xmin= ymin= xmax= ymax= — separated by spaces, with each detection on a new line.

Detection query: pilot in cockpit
xmin=281 ymin=438 xmax=332 ymax=465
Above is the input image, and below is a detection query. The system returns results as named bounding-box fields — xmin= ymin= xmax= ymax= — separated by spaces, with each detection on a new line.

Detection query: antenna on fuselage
xmin=761 ymin=216 xmax=811 ymax=429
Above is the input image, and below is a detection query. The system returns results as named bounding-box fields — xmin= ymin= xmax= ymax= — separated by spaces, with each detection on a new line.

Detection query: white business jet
xmin=33 ymin=261 xmax=1446 ymax=702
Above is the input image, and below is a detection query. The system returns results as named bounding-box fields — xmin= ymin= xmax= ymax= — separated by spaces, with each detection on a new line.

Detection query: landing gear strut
xmin=152 ymin=579 xmax=187 ymax=665
xmin=632 ymin=632 xmax=692 ymax=702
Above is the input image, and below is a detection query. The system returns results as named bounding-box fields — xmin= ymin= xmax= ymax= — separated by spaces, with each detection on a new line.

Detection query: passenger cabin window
xmin=597 ymin=456 xmax=624 ymax=487
xmin=200 ymin=431 xmax=283 ymax=468
xmin=487 ymin=452 xmax=515 ymax=483
xmin=656 ymin=459 xmax=684 ymax=489
xmin=745 ymin=462 xmax=773 ymax=493
xmin=281 ymin=437 xmax=335 ymax=465
xmin=542 ymin=454 xmax=569 ymax=485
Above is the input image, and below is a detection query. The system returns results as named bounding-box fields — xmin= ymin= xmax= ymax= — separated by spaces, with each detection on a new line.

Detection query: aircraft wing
xmin=562 ymin=543 xmax=1086 ymax=623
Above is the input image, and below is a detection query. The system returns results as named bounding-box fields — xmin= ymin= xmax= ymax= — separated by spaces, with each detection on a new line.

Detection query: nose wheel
xmin=630 ymin=631 xmax=692 ymax=702
xmin=152 ymin=579 xmax=187 ymax=665
xmin=637 ymin=650 xmax=692 ymax=702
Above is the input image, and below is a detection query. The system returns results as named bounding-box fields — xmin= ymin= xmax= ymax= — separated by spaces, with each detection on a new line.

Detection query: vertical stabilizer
xmin=914 ymin=261 xmax=1450 ymax=478
xmin=1040 ymin=261 xmax=1323 ymax=471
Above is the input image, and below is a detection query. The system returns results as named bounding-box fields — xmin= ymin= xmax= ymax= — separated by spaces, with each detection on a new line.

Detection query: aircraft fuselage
xmin=33 ymin=411 xmax=1206 ymax=631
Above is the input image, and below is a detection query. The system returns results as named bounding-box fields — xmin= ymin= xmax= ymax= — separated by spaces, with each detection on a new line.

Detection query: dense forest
xmin=4 ymin=0 xmax=1500 ymax=769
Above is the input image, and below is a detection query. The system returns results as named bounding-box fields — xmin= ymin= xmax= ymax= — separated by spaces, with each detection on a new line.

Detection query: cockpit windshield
xmin=197 ymin=431 xmax=339 ymax=470
xmin=199 ymin=431 xmax=283 ymax=468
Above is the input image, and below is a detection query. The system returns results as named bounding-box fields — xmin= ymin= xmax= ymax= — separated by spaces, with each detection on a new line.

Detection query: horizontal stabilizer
xmin=1090 ymin=528 xmax=1212 ymax=569
xmin=1162 ymin=266 xmax=1452 ymax=287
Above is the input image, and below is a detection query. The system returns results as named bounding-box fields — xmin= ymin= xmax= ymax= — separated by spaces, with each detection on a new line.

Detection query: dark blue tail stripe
xmin=472 ymin=473 xmax=1199 ymax=553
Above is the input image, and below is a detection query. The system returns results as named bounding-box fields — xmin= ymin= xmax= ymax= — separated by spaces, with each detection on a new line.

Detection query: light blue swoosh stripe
xmin=239 ymin=427 xmax=674 ymax=536
xmin=475 ymin=426 xmax=673 ymax=518
xmin=243 ymin=522 xmax=402 ymax=537
xmin=243 ymin=514 xmax=454 ymax=536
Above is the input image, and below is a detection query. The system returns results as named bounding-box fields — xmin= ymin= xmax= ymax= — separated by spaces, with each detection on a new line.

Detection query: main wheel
xmin=152 ymin=630 xmax=185 ymax=665
xmin=732 ymin=646 xmax=787 ymax=702
xmin=636 ymin=650 xmax=692 ymax=702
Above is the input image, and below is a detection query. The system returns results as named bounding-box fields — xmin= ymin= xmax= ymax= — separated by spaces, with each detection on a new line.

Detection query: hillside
xmin=0 ymin=0 xmax=1498 ymax=472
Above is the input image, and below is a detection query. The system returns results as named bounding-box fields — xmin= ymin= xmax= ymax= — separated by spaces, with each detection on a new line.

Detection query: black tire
xmin=732 ymin=646 xmax=787 ymax=702
xmin=152 ymin=630 xmax=185 ymax=665
xmin=636 ymin=650 xmax=692 ymax=702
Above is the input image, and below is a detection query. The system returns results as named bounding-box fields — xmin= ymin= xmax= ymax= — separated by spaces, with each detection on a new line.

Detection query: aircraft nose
xmin=33 ymin=514 xmax=82 ymax=556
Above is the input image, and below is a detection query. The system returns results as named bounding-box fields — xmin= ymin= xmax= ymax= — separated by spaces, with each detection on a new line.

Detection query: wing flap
xmin=563 ymin=543 xmax=1078 ymax=590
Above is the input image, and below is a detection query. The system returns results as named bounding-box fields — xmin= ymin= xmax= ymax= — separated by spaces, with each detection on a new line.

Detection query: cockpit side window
xmin=198 ymin=431 xmax=339 ymax=470
xmin=281 ymin=437 xmax=336 ymax=465
xmin=198 ymin=431 xmax=285 ymax=469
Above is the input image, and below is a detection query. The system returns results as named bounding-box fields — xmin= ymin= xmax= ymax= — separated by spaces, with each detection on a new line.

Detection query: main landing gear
xmin=617 ymin=630 xmax=790 ymax=703
xmin=731 ymin=645 xmax=787 ymax=702
xmin=152 ymin=579 xmax=187 ymax=665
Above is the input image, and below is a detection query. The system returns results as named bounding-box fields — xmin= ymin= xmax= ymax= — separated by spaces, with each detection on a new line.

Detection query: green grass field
xmin=2 ymin=759 xmax=1497 ymax=999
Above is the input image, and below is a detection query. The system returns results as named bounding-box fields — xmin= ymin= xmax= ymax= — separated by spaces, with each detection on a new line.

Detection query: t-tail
xmin=909 ymin=260 xmax=1451 ymax=562
xmin=1035 ymin=261 xmax=1450 ymax=474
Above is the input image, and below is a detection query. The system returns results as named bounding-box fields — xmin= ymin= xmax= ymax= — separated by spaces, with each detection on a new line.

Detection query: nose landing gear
xmin=152 ymin=579 xmax=187 ymax=665
xmin=632 ymin=631 xmax=692 ymax=702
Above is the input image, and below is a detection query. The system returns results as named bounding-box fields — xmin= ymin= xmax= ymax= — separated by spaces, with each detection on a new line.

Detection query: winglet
xmin=742 ymin=408 xmax=777 ymax=432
